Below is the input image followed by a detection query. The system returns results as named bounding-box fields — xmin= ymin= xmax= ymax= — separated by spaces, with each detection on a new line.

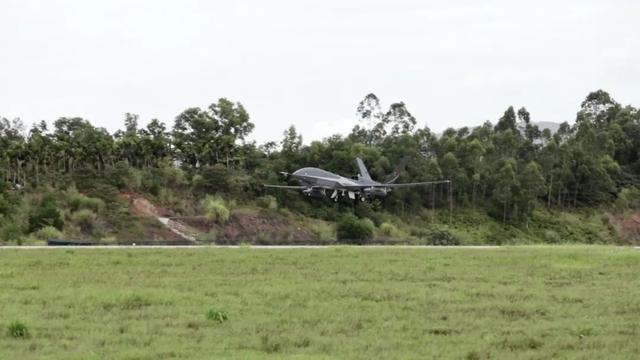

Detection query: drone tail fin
xmin=356 ymin=158 xmax=372 ymax=181
xmin=383 ymin=157 xmax=409 ymax=184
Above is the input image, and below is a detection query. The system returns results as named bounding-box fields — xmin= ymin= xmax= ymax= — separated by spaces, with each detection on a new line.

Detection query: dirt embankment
xmin=129 ymin=196 xmax=168 ymax=217
xmin=125 ymin=195 xmax=198 ymax=244
xmin=175 ymin=210 xmax=316 ymax=244
xmin=612 ymin=211 xmax=640 ymax=245
xmin=127 ymin=195 xmax=315 ymax=244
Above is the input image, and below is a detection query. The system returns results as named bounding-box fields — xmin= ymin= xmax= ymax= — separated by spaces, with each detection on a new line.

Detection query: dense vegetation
xmin=1 ymin=90 xmax=640 ymax=244
xmin=1 ymin=247 xmax=639 ymax=358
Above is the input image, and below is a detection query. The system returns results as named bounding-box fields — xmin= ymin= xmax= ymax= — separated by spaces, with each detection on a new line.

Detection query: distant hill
xmin=533 ymin=121 xmax=561 ymax=133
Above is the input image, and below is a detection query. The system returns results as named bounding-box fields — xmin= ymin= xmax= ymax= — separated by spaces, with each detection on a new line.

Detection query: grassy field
xmin=1 ymin=247 xmax=639 ymax=359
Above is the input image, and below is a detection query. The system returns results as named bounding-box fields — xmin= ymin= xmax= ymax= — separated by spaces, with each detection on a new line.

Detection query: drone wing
xmin=263 ymin=184 xmax=308 ymax=190
xmin=371 ymin=180 xmax=450 ymax=188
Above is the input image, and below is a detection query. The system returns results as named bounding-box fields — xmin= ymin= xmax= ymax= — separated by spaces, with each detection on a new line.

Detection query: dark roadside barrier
xmin=44 ymin=238 xmax=443 ymax=246
xmin=212 ymin=238 xmax=413 ymax=245
xmin=47 ymin=239 xmax=194 ymax=246
xmin=115 ymin=240 xmax=197 ymax=246
xmin=47 ymin=239 xmax=94 ymax=246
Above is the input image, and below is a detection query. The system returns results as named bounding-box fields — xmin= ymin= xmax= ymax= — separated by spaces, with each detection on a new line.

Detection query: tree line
xmin=1 ymin=90 xmax=639 ymax=224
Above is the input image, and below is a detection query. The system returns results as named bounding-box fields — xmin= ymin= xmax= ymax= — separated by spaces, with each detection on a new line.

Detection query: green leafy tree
xmin=28 ymin=196 xmax=64 ymax=233
xmin=210 ymin=98 xmax=254 ymax=167
xmin=354 ymin=93 xmax=385 ymax=144
xmin=281 ymin=126 xmax=303 ymax=155
xmin=493 ymin=158 xmax=518 ymax=222
xmin=516 ymin=161 xmax=545 ymax=222
xmin=385 ymin=102 xmax=416 ymax=136
xmin=495 ymin=106 xmax=517 ymax=133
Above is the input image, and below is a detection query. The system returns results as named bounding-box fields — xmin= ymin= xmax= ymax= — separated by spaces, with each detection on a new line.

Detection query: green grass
xmin=0 ymin=247 xmax=639 ymax=359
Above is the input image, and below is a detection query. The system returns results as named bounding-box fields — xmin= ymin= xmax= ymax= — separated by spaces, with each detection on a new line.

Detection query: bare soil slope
xmin=123 ymin=195 xmax=196 ymax=244
xmin=612 ymin=210 xmax=640 ymax=245
xmin=175 ymin=210 xmax=316 ymax=244
xmin=127 ymin=195 xmax=315 ymax=244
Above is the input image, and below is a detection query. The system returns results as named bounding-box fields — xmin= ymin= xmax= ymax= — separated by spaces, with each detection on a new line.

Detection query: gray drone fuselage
xmin=290 ymin=167 xmax=386 ymax=200
xmin=264 ymin=157 xmax=448 ymax=201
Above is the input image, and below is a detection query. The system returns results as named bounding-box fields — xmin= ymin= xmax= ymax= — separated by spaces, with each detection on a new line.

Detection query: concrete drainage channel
xmin=130 ymin=197 xmax=199 ymax=244
xmin=157 ymin=217 xmax=198 ymax=243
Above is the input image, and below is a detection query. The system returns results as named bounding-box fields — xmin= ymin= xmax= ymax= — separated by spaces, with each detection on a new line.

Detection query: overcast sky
xmin=1 ymin=0 xmax=638 ymax=144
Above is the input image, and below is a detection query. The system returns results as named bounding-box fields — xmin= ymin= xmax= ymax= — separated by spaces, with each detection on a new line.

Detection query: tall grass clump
xmin=206 ymin=309 xmax=228 ymax=323
xmin=309 ymin=221 xmax=336 ymax=242
xmin=256 ymin=195 xmax=278 ymax=211
xmin=378 ymin=221 xmax=411 ymax=241
xmin=201 ymin=195 xmax=230 ymax=224
xmin=33 ymin=225 xmax=63 ymax=240
xmin=70 ymin=209 xmax=98 ymax=234
xmin=70 ymin=194 xmax=105 ymax=213
xmin=379 ymin=222 xmax=398 ymax=236
xmin=7 ymin=321 xmax=30 ymax=339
